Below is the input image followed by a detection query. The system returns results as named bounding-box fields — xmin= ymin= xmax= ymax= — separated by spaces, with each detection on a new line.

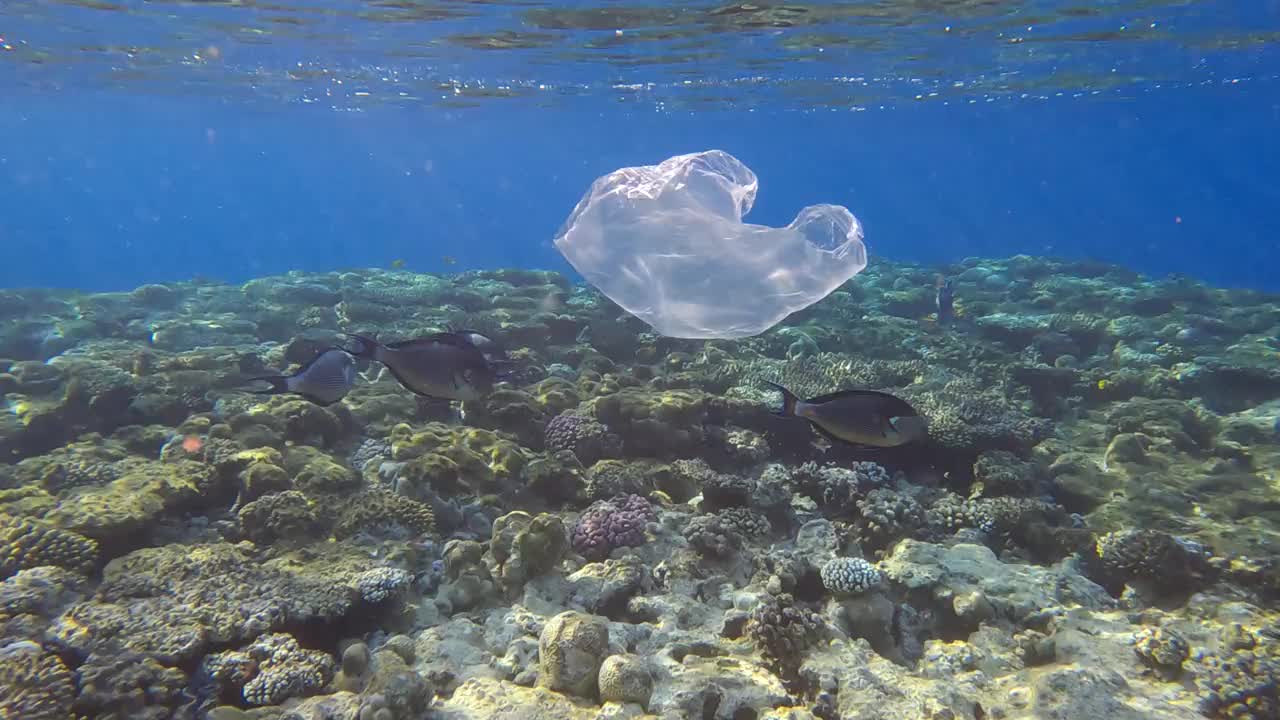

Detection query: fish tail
xmin=764 ymin=381 xmax=799 ymax=417
xmin=340 ymin=333 xmax=380 ymax=360
xmin=245 ymin=376 xmax=290 ymax=395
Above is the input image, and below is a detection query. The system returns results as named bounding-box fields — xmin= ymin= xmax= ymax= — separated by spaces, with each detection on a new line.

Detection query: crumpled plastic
xmin=553 ymin=149 xmax=867 ymax=339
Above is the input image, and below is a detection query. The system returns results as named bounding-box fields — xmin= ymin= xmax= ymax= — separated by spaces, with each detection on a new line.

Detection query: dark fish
xmin=766 ymin=381 xmax=927 ymax=448
xmin=448 ymin=327 xmax=510 ymax=363
xmin=935 ymin=276 xmax=955 ymax=326
xmin=342 ymin=331 xmax=500 ymax=402
xmin=244 ymin=348 xmax=358 ymax=407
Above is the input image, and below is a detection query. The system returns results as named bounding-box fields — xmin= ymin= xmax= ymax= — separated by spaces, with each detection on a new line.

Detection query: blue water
xmin=2 ymin=1 xmax=1278 ymax=292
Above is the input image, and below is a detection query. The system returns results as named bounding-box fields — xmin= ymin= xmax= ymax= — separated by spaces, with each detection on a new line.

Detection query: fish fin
xmin=811 ymin=427 xmax=890 ymax=454
xmin=416 ymin=396 xmax=456 ymax=409
xmin=447 ymin=326 xmax=494 ymax=343
xmin=808 ymin=421 xmax=842 ymax=444
xmin=764 ymin=381 xmax=799 ymax=416
xmin=844 ymin=444 xmax=892 ymax=458
xmin=339 ymin=333 xmax=381 ymax=359
xmin=293 ymin=347 xmax=347 ymax=373
xmin=244 ymin=376 xmax=290 ymax=395
xmin=387 ymin=332 xmax=471 ymax=349
xmin=805 ymin=420 xmax=892 ymax=454
xmin=804 ymin=387 xmax=888 ymax=404
xmin=296 ymin=392 xmax=342 ymax=407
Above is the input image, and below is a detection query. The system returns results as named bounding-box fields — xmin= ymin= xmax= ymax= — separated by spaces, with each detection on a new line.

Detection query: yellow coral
xmin=458 ymin=428 xmax=526 ymax=479
xmin=45 ymin=460 xmax=215 ymax=541
xmin=232 ymin=447 xmax=284 ymax=466
xmin=389 ymin=423 xmax=454 ymax=461
xmin=6 ymin=396 xmax=33 ymax=424
xmin=333 ymin=489 xmax=434 ymax=539
xmin=0 ymin=646 xmax=75 ymax=719
xmin=534 ymin=377 xmax=580 ymax=415
xmin=0 ymin=513 xmax=99 ymax=578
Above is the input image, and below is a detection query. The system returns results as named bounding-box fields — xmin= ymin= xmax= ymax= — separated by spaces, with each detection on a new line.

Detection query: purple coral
xmin=546 ymin=413 xmax=599 ymax=452
xmin=571 ymin=494 xmax=656 ymax=561
xmin=544 ymin=412 xmax=619 ymax=465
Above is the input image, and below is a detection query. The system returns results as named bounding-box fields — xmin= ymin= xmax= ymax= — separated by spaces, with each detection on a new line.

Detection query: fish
xmin=390 ymin=258 xmax=406 ymax=270
xmin=341 ymin=330 xmax=503 ymax=402
xmin=445 ymin=326 xmax=514 ymax=366
xmin=935 ymin=275 xmax=955 ymax=326
xmin=448 ymin=326 xmax=511 ymax=363
xmin=766 ymin=381 xmax=928 ymax=448
xmin=243 ymin=348 xmax=358 ymax=407
xmin=442 ymin=255 xmax=457 ymax=265
xmin=449 ymin=326 xmax=522 ymax=383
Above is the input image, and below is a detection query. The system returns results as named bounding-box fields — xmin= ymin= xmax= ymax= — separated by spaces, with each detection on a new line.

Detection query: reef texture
xmin=1 ymin=259 xmax=1279 ymax=718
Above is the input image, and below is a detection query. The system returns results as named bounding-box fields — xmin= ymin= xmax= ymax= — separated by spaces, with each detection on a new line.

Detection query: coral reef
xmin=0 ymin=257 xmax=1278 ymax=718
xmin=819 ymin=556 xmax=884 ymax=595
xmin=201 ymin=632 xmax=335 ymax=706
xmin=486 ymin=510 xmax=568 ymax=594
xmin=744 ymin=592 xmax=826 ymax=688
xmin=543 ymin=412 xmax=619 ymax=466
xmin=0 ymin=641 xmax=76 ymax=720
xmin=537 ymin=610 xmax=610 ymax=698
xmin=569 ymin=494 xmax=654 ymax=561
xmin=1195 ymin=623 xmax=1279 ymax=720
xmin=0 ymin=513 xmax=98 ymax=579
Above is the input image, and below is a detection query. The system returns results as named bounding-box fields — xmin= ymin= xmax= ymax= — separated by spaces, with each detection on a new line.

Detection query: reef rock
xmin=881 ymin=540 xmax=1113 ymax=628
xmin=537 ymin=610 xmax=611 ymax=698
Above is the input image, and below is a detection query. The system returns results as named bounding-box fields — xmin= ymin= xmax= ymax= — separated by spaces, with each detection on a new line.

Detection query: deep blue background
xmin=1 ymin=82 xmax=1277 ymax=292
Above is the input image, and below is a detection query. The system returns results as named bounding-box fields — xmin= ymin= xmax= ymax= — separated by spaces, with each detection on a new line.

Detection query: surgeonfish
xmin=342 ymin=330 xmax=504 ymax=402
xmin=449 ymin=327 xmax=510 ymax=363
xmin=766 ymin=381 xmax=928 ymax=448
xmin=244 ymin=347 xmax=358 ymax=407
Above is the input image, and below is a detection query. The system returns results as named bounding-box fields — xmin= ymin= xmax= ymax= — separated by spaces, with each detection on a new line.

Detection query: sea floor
xmin=1 ymin=255 xmax=1277 ymax=719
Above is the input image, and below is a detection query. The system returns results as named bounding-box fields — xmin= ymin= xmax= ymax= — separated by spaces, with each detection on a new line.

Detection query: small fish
xmin=244 ymin=348 xmax=358 ymax=406
xmin=342 ymin=330 xmax=501 ymax=402
xmin=766 ymin=381 xmax=928 ymax=448
xmin=442 ymin=255 xmax=457 ymax=265
xmin=390 ymin=258 xmax=406 ymax=270
xmin=935 ymin=275 xmax=955 ymax=326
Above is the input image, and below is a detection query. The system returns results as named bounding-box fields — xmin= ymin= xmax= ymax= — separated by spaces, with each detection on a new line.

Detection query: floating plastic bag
xmin=552 ymin=150 xmax=867 ymax=339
